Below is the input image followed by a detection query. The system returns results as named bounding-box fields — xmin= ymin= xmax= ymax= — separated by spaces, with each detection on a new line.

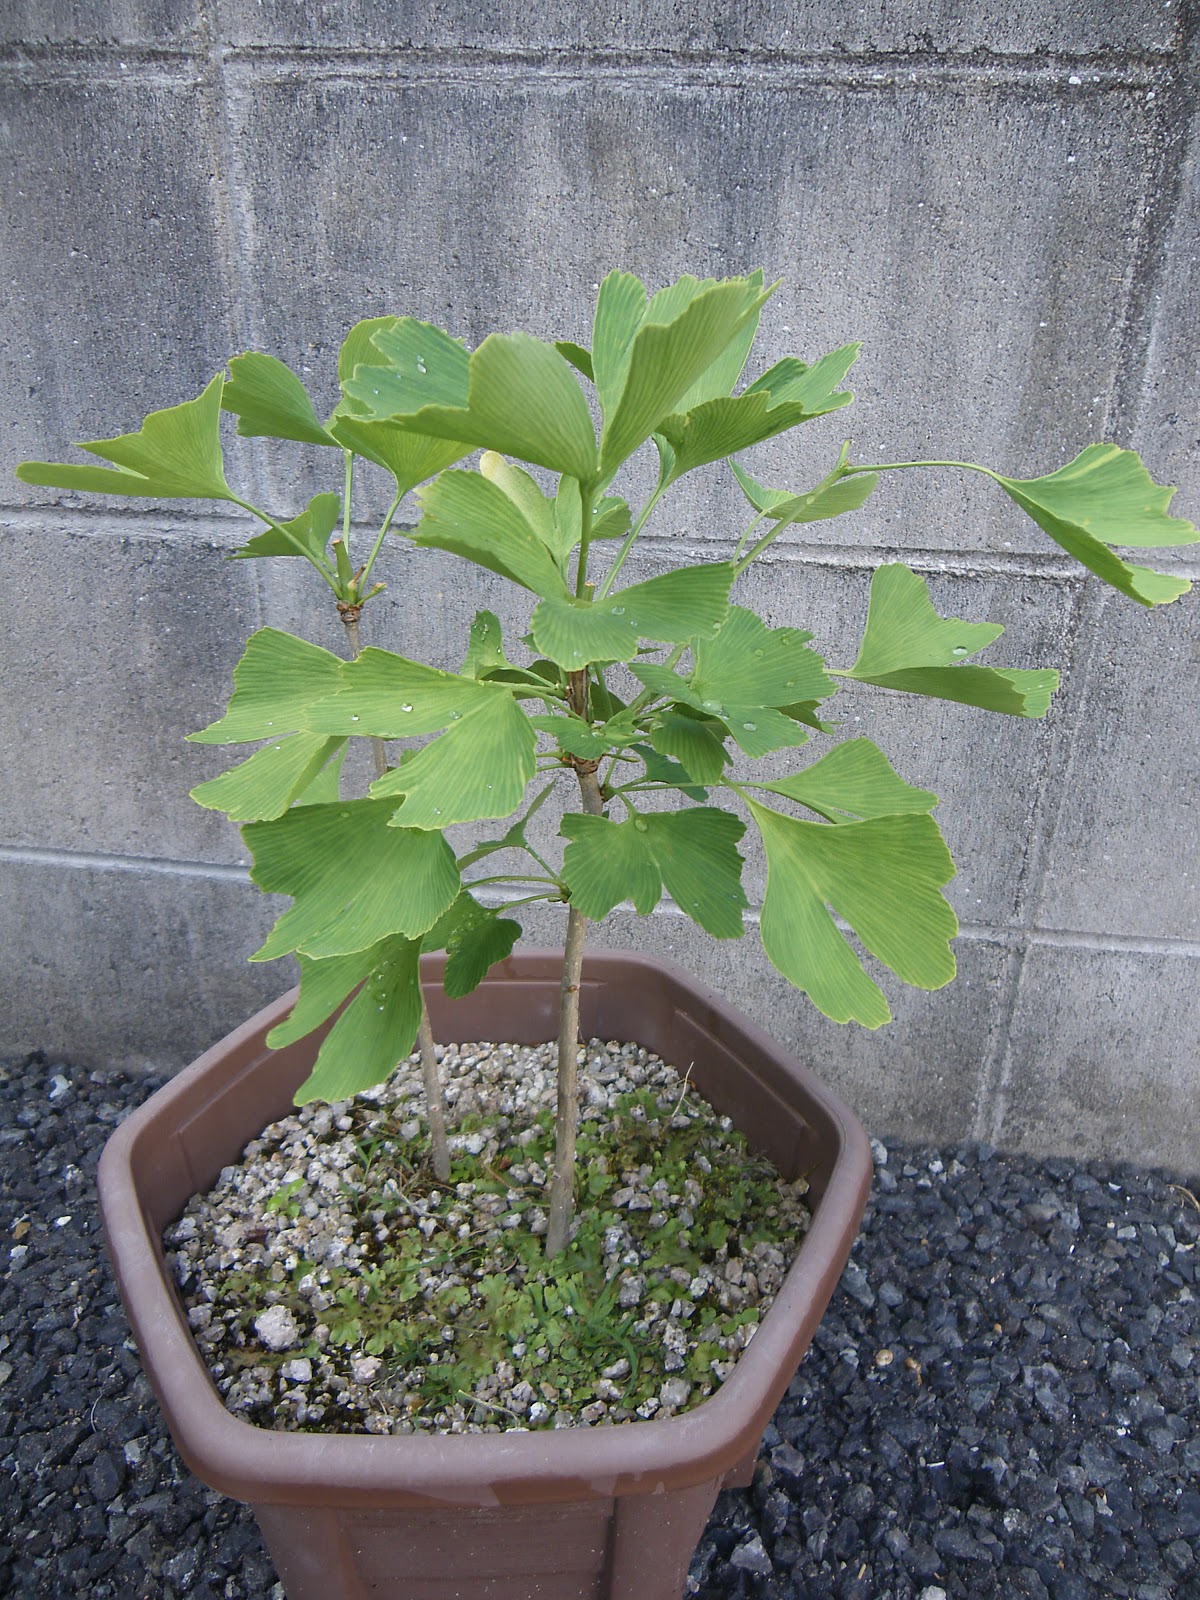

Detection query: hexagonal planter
xmin=98 ymin=950 xmax=872 ymax=1600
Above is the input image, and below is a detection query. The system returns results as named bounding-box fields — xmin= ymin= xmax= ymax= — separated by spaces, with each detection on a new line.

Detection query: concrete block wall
xmin=2 ymin=4 xmax=1197 ymax=1173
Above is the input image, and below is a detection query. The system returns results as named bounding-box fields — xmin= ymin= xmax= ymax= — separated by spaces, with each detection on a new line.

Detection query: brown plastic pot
xmin=99 ymin=949 xmax=872 ymax=1600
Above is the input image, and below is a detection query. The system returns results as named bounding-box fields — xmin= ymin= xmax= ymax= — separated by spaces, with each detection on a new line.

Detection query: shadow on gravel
xmin=1 ymin=1054 xmax=1197 ymax=1600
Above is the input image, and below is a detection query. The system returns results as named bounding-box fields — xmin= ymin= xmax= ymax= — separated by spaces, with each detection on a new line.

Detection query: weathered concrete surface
xmin=0 ymin=856 xmax=284 ymax=1070
xmin=1035 ymin=586 xmax=1200 ymax=942
xmin=996 ymin=944 xmax=1200 ymax=1175
xmin=1 ymin=5 xmax=1196 ymax=1172
xmin=0 ymin=517 xmax=263 ymax=863
xmin=216 ymin=0 xmax=1183 ymax=58
xmin=0 ymin=71 xmax=234 ymax=472
xmin=222 ymin=69 xmax=1159 ymax=554
xmin=0 ymin=2 xmax=200 ymax=46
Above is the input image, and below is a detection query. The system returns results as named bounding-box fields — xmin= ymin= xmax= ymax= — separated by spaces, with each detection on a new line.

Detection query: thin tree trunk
xmin=417 ymin=1005 xmax=452 ymax=1182
xmin=545 ymin=727 xmax=605 ymax=1258
xmin=342 ymin=610 xmax=452 ymax=1182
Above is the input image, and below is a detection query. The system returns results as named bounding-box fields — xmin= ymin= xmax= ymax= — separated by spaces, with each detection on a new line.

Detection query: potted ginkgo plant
xmin=18 ymin=270 xmax=1195 ymax=1600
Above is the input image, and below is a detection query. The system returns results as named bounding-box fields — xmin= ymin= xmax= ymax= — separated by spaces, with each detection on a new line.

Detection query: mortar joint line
xmin=0 ymin=42 xmax=1182 ymax=93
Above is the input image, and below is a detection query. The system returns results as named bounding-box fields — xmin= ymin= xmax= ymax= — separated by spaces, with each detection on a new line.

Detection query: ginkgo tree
xmin=20 ymin=271 xmax=1196 ymax=1257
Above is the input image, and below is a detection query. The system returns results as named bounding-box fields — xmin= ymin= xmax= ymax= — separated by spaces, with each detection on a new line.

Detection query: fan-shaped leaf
xmin=17 ymin=374 xmax=233 ymax=501
xmin=460 ymin=610 xmax=511 ymax=680
xmin=330 ymin=315 xmax=473 ymax=490
xmin=844 ymin=565 xmax=1059 ymax=717
xmin=529 ymin=563 xmax=733 ymax=669
xmin=562 ymin=807 xmax=747 ymax=936
xmin=422 ymin=894 xmax=523 ymax=998
xmin=730 ymin=460 xmax=877 ymax=526
xmin=480 ymin=451 xmax=568 ymax=569
xmin=631 ymin=606 xmax=832 ymax=756
xmin=751 ymin=738 xmax=937 ymax=822
xmin=658 ymin=342 xmax=859 ymax=480
xmin=231 ymin=492 xmax=340 ymax=562
xmin=289 ymin=937 xmax=425 ymax=1105
xmin=189 ymin=628 xmax=347 ymax=745
xmin=352 ymin=322 xmax=598 ymax=481
xmin=743 ymin=344 xmax=860 ymax=416
xmin=306 ymin=646 xmax=498 ymax=739
xmin=748 ymin=799 xmax=957 ymax=1027
xmin=371 ymin=694 xmax=537 ymax=829
xmin=293 ymin=745 xmax=347 ymax=806
xmin=414 ymin=470 xmax=571 ymax=598
xmin=995 ymin=445 xmax=1196 ymax=607
xmin=649 ymin=711 xmax=728 ymax=783
xmin=245 ymin=798 xmax=459 ymax=960
xmin=597 ymin=275 xmax=772 ymax=479
xmin=222 ymin=352 xmax=339 ymax=446
xmin=191 ymin=732 xmax=346 ymax=821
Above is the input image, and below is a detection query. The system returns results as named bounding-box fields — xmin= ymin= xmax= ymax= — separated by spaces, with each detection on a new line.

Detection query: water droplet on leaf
xmin=400 ymin=704 xmax=413 ymax=713
xmin=633 ymin=818 xmax=648 ymax=833
xmin=743 ymin=722 xmax=757 ymax=732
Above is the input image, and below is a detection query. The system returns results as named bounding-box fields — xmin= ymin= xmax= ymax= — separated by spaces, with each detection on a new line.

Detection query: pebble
xmin=253 ymin=1306 xmax=300 ymax=1352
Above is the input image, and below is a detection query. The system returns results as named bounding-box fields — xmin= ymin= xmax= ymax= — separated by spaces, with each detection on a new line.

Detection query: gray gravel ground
xmin=1 ymin=1051 xmax=1197 ymax=1600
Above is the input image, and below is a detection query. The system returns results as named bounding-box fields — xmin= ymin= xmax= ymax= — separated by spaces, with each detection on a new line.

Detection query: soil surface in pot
xmin=165 ymin=1036 xmax=811 ymax=1436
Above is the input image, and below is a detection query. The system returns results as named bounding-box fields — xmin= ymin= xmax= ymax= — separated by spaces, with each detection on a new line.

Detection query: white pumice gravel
xmin=164 ymin=1037 xmax=811 ymax=1437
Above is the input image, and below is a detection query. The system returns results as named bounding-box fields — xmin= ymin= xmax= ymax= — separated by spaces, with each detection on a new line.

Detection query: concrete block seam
xmin=7 ymin=506 xmax=1197 ymax=586
xmin=0 ymin=51 xmax=203 ymax=87
xmin=1 ymin=43 xmax=1180 ymax=93
xmin=213 ymin=48 xmax=1177 ymax=96
xmin=3 ymin=845 xmax=1196 ymax=959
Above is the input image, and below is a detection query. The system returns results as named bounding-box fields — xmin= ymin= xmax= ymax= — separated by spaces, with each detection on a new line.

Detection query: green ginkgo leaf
xmin=527 ymin=707 xmax=643 ymax=760
xmin=632 ymin=661 xmax=813 ymax=760
xmin=748 ymin=799 xmax=958 ymax=1028
xmin=191 ymin=731 xmax=346 ymax=821
xmin=730 ymin=460 xmax=878 ymax=527
xmin=222 ymin=352 xmax=339 ymax=446
xmin=562 ymin=808 xmax=747 ymax=937
xmin=842 ymin=565 xmax=1059 ymax=717
xmin=596 ymin=273 xmax=773 ymax=479
xmin=349 ymin=320 xmax=599 ymax=481
xmin=286 ymin=936 xmax=425 ymax=1105
xmin=657 ymin=343 xmax=860 ymax=480
xmin=668 ymin=269 xmax=767 ymax=413
xmin=370 ymin=693 xmax=536 ymax=829
xmin=422 ymin=893 xmax=523 ymax=998
xmin=305 ymin=646 xmax=504 ymax=738
xmin=742 ymin=344 xmax=861 ymax=417
xmin=994 ymin=444 xmax=1196 ymax=607
xmin=292 ymin=744 xmax=347 ymax=806
xmin=329 ymin=314 xmax=473 ymax=491
xmin=649 ymin=711 xmax=729 ymax=783
xmin=529 ymin=563 xmax=733 ymax=669
xmin=17 ymin=374 xmax=234 ymax=501
xmin=230 ymin=492 xmax=340 ymax=562
xmin=266 ymin=940 xmax=395 ymax=1050
xmin=189 ymin=628 xmax=347 ymax=745
xmin=414 ymin=470 xmax=571 ymax=598
xmin=245 ymin=798 xmax=459 ymax=960
xmin=750 ymin=738 xmax=937 ymax=822
xmin=460 ymin=610 xmax=512 ymax=680
xmin=633 ymin=605 xmax=833 ymax=758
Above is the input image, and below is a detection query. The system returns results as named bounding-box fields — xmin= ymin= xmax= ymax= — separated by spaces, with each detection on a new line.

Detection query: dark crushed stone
xmin=1 ymin=1053 xmax=1197 ymax=1599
